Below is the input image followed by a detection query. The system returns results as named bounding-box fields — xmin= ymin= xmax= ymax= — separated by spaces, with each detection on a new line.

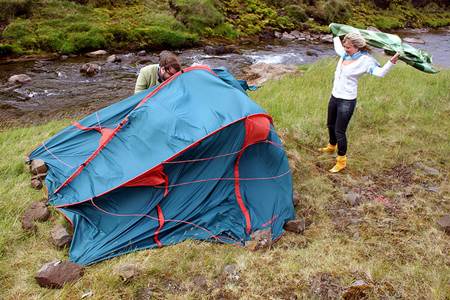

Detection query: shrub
xmin=423 ymin=15 xmax=450 ymax=27
xmin=0 ymin=43 xmax=23 ymax=56
xmin=134 ymin=26 xmax=198 ymax=49
xmin=273 ymin=15 xmax=295 ymax=30
xmin=283 ymin=4 xmax=308 ymax=23
xmin=373 ymin=15 xmax=403 ymax=29
xmin=2 ymin=19 xmax=33 ymax=39
xmin=67 ymin=29 xmax=110 ymax=53
xmin=305 ymin=0 xmax=352 ymax=24
xmin=0 ymin=0 xmax=34 ymax=21
xmin=323 ymin=0 xmax=352 ymax=23
xmin=68 ymin=0 xmax=138 ymax=7
xmin=208 ymin=22 xmax=238 ymax=38
xmin=172 ymin=0 xmax=224 ymax=34
xmin=35 ymin=28 xmax=65 ymax=52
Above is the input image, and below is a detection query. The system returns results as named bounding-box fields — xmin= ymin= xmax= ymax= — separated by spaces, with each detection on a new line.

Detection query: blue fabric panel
xmin=238 ymin=128 xmax=295 ymax=239
xmin=65 ymin=121 xmax=247 ymax=264
xmin=212 ymin=67 xmax=247 ymax=94
xmin=29 ymin=88 xmax=153 ymax=198
xmin=52 ymin=69 xmax=265 ymax=206
xmin=63 ymin=186 xmax=163 ymax=264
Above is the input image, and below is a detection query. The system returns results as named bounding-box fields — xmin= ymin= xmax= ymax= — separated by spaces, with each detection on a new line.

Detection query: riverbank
xmin=1 ymin=27 xmax=449 ymax=129
xmin=1 ymin=0 xmax=449 ymax=57
xmin=0 ymin=59 xmax=449 ymax=299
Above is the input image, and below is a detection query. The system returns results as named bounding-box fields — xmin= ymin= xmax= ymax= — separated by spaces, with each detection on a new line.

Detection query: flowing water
xmin=0 ymin=28 xmax=449 ymax=128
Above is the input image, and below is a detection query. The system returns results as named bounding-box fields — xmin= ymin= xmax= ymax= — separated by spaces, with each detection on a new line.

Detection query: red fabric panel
xmin=73 ymin=122 xmax=98 ymax=131
xmin=234 ymin=115 xmax=271 ymax=234
xmin=234 ymin=154 xmax=252 ymax=234
xmin=243 ymin=115 xmax=270 ymax=147
xmin=123 ymin=165 xmax=168 ymax=191
xmin=154 ymin=204 xmax=165 ymax=247
xmin=99 ymin=128 xmax=115 ymax=146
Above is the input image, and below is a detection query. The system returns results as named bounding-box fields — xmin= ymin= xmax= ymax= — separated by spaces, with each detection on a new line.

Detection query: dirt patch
xmin=327 ymin=164 xmax=421 ymax=232
xmin=309 ymin=272 xmax=344 ymax=299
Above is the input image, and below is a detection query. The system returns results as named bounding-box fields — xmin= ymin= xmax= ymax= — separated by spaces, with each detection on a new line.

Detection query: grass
xmin=1 ymin=0 xmax=450 ymax=56
xmin=1 ymin=0 xmax=199 ymax=55
xmin=0 ymin=59 xmax=449 ymax=299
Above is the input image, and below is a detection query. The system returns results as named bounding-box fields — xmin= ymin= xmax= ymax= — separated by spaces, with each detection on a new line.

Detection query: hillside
xmin=1 ymin=0 xmax=449 ymax=56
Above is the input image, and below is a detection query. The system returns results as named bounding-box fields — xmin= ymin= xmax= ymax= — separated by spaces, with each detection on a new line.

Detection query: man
xmin=134 ymin=51 xmax=181 ymax=94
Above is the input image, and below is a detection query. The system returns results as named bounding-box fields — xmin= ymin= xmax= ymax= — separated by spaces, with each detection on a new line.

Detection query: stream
xmin=0 ymin=28 xmax=449 ymax=128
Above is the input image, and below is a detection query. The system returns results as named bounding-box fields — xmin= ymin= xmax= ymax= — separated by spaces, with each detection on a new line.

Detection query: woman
xmin=319 ymin=32 xmax=400 ymax=173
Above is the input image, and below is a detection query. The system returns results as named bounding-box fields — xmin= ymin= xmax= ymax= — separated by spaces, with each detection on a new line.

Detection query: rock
xmin=284 ymin=219 xmax=305 ymax=234
xmin=60 ymin=55 xmax=69 ymax=60
xmin=366 ymin=26 xmax=381 ymax=32
xmin=22 ymin=201 xmax=50 ymax=231
xmin=290 ymin=30 xmax=302 ymax=39
xmin=281 ymin=32 xmax=296 ymax=40
xmin=51 ymin=224 xmax=72 ymax=248
xmin=245 ymin=229 xmax=272 ymax=251
xmin=403 ymin=37 xmax=425 ymax=44
xmin=135 ymin=287 xmax=153 ymax=300
xmin=86 ymin=50 xmax=107 ymax=57
xmin=35 ymin=260 xmax=84 ymax=288
xmin=80 ymin=291 xmax=94 ymax=299
xmin=115 ymin=264 xmax=141 ymax=282
xmin=274 ymin=31 xmax=282 ymax=38
xmin=342 ymin=280 xmax=371 ymax=300
xmin=310 ymin=33 xmax=321 ymax=41
xmin=306 ymin=50 xmax=318 ymax=57
xmin=80 ymin=63 xmax=101 ymax=77
xmin=22 ymin=216 xmax=37 ymax=232
xmin=137 ymin=50 xmax=147 ymax=56
xmin=320 ymin=34 xmax=333 ymax=43
xmin=344 ymin=191 xmax=360 ymax=206
xmin=31 ymin=178 xmax=43 ymax=190
xmin=259 ymin=30 xmax=275 ymax=40
xmin=426 ymin=186 xmax=439 ymax=193
xmin=203 ymin=45 xmax=237 ymax=55
xmin=414 ymin=162 xmax=440 ymax=176
xmin=437 ymin=215 xmax=450 ymax=234
xmin=106 ymin=54 xmax=121 ymax=63
xmin=223 ymin=264 xmax=239 ymax=281
xmin=293 ymin=190 xmax=300 ymax=207
xmin=32 ymin=172 xmax=47 ymax=181
xmin=8 ymin=74 xmax=31 ymax=85
xmin=243 ymin=63 xmax=298 ymax=86
xmin=30 ymin=159 xmax=47 ymax=175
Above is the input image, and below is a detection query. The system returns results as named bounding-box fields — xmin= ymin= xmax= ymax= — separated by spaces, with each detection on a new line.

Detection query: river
xmin=0 ymin=28 xmax=449 ymax=128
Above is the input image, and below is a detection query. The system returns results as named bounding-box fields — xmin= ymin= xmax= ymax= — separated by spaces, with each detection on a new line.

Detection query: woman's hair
xmin=343 ymin=32 xmax=370 ymax=51
xmin=159 ymin=50 xmax=181 ymax=72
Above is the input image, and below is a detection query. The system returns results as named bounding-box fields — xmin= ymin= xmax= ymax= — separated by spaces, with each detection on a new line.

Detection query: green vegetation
xmin=0 ymin=60 xmax=449 ymax=298
xmin=0 ymin=0 xmax=449 ymax=56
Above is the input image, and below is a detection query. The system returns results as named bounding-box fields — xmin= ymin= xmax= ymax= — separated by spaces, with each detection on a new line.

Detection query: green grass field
xmin=0 ymin=59 xmax=449 ymax=299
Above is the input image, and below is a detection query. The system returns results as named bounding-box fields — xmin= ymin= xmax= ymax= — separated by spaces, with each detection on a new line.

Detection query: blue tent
xmin=29 ymin=66 xmax=295 ymax=265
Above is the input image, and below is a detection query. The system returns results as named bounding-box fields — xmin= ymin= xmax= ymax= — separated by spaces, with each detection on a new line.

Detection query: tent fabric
xmin=329 ymin=23 xmax=438 ymax=74
xmin=29 ymin=66 xmax=295 ymax=265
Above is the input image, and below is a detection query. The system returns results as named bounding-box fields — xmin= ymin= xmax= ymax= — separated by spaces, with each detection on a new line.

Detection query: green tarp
xmin=329 ymin=23 xmax=438 ymax=74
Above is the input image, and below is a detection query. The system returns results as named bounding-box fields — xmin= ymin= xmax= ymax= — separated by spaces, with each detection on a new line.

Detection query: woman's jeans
xmin=327 ymin=95 xmax=356 ymax=156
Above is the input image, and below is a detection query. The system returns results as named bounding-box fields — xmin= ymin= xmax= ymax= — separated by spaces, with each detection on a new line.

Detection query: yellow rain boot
xmin=319 ymin=143 xmax=337 ymax=154
xmin=329 ymin=155 xmax=347 ymax=173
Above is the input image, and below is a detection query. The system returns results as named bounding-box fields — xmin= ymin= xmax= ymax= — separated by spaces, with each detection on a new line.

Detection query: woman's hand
xmin=390 ymin=52 xmax=400 ymax=64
